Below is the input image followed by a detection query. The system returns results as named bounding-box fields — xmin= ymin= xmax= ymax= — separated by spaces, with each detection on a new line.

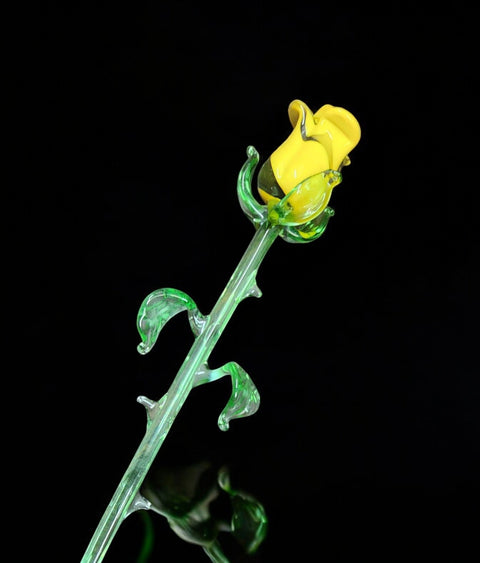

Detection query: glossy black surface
xmin=11 ymin=8 xmax=478 ymax=562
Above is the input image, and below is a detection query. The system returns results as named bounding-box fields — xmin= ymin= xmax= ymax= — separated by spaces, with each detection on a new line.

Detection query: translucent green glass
xmin=81 ymin=219 xmax=277 ymax=563
xmin=82 ymin=144 xmax=351 ymax=562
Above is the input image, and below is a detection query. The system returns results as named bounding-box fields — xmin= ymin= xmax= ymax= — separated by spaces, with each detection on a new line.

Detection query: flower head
xmin=257 ymin=100 xmax=361 ymax=226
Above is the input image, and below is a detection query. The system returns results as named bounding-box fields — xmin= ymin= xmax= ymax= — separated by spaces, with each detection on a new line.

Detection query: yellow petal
xmin=271 ymin=100 xmax=330 ymax=194
xmin=269 ymin=100 xmax=361 ymax=195
xmin=312 ymin=104 xmax=361 ymax=170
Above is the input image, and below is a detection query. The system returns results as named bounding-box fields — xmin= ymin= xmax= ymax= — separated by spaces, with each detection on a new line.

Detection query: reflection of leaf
xmin=141 ymin=461 xmax=267 ymax=562
xmin=218 ymin=469 xmax=268 ymax=555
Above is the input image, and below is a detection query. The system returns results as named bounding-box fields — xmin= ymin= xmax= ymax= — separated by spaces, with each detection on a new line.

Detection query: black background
xmin=11 ymin=5 xmax=479 ymax=562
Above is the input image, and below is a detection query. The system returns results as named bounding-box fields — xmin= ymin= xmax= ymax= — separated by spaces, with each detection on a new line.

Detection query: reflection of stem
xmin=136 ymin=512 xmax=155 ymax=563
xmin=81 ymin=222 xmax=280 ymax=563
xmin=203 ymin=542 xmax=230 ymax=563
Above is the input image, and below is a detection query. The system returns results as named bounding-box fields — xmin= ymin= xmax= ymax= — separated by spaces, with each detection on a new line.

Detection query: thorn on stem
xmin=137 ymin=396 xmax=157 ymax=410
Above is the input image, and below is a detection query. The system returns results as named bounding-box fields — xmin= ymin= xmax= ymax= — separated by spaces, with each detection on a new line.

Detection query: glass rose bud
xmin=257 ymin=100 xmax=361 ymax=233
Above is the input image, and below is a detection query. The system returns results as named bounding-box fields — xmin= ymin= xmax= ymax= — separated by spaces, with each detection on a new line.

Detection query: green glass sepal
xmin=237 ymin=147 xmax=339 ymax=243
xmin=237 ymin=146 xmax=268 ymax=227
xmin=279 ymin=206 xmax=336 ymax=243
xmin=267 ymin=169 xmax=341 ymax=227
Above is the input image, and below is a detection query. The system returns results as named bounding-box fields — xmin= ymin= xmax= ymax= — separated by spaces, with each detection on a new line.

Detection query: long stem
xmin=81 ymin=222 xmax=279 ymax=563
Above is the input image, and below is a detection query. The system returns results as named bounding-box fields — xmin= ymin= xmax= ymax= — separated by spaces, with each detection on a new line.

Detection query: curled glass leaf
xmin=137 ymin=288 xmax=207 ymax=354
xmin=194 ymin=361 xmax=261 ymax=431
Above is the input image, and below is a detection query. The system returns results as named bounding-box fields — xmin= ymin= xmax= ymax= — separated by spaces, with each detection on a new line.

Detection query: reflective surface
xmin=141 ymin=461 xmax=267 ymax=562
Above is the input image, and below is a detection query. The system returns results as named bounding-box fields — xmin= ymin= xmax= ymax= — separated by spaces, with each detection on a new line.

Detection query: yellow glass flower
xmin=257 ymin=100 xmax=361 ymax=226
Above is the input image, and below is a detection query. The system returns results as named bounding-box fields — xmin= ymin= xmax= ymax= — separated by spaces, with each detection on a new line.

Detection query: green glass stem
xmin=81 ymin=221 xmax=280 ymax=563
